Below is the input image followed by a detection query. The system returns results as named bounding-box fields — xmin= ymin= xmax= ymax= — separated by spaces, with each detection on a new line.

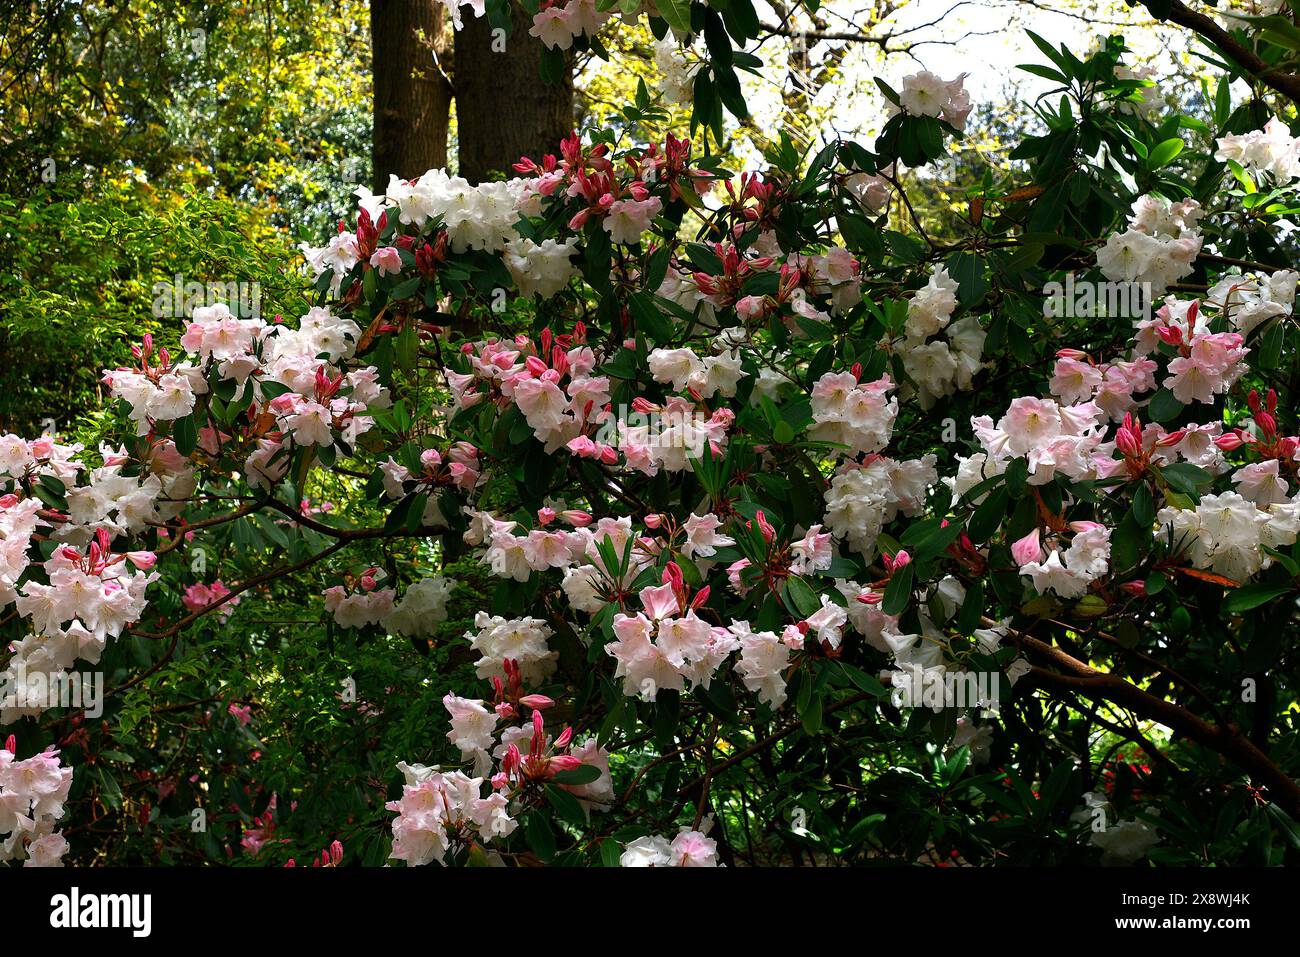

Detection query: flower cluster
xmin=647 ymin=342 xmax=747 ymax=401
xmin=449 ymin=329 xmax=611 ymax=457
xmin=1136 ymin=299 xmax=1247 ymax=405
xmin=4 ymin=531 xmax=156 ymax=720
xmin=823 ymin=456 xmax=938 ymax=558
xmin=620 ymin=827 xmax=719 ymax=866
xmin=1215 ymin=118 xmax=1300 ymax=181
xmin=464 ymin=612 xmax=558 ymax=685
xmin=384 ymin=576 xmax=456 ymax=638
xmin=895 ymin=266 xmax=986 ymax=406
xmin=891 ymin=71 xmax=972 ymax=130
xmin=379 ymin=441 xmax=483 ymax=529
xmin=654 ymin=39 xmax=702 ymax=105
xmin=1158 ymin=492 xmax=1298 ymax=581
xmin=0 ymin=738 xmax=72 ymax=867
xmin=1097 ymin=195 xmax=1203 ymax=292
xmin=607 ymin=564 xmax=738 ymax=701
xmin=529 ymin=0 xmax=611 ymax=51
xmin=1012 ymin=523 xmax=1112 ymax=599
xmin=1206 ymin=268 xmax=1299 ymax=337
xmin=809 ymin=371 xmax=899 ymax=456
xmin=323 ymin=569 xmax=396 ymax=629
xmin=391 ymin=690 xmax=615 ymax=866
xmin=104 ymin=334 xmax=207 ymax=435
xmin=386 ymin=763 xmax=517 ymax=866
xmin=181 ymin=580 xmax=240 ymax=621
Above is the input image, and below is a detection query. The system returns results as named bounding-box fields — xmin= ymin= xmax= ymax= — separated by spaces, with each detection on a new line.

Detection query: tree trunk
xmin=370 ymin=0 xmax=453 ymax=192
xmin=453 ymin=6 xmax=574 ymax=184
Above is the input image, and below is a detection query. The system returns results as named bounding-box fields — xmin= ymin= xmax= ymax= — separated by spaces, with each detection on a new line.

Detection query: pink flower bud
xmin=1115 ymin=427 xmax=1142 ymax=457
xmin=547 ymin=755 xmax=583 ymax=774
xmin=1068 ymin=521 xmax=1105 ymax=533
xmin=1011 ymin=529 xmax=1043 ymax=567
xmin=519 ymin=694 xmax=555 ymax=711
xmin=735 ymin=295 xmax=766 ymax=319
xmin=503 ymin=744 xmax=521 ymax=775
xmin=566 ymin=436 xmax=596 ymax=457
xmin=885 ymin=550 xmax=910 ymax=571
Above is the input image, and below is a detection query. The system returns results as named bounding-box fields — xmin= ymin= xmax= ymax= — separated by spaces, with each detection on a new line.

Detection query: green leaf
xmin=599 ymin=839 xmax=624 ymax=867
xmin=968 ymin=487 xmax=1009 ymax=543
xmin=551 ymin=765 xmax=603 ymax=786
xmin=1147 ymin=137 xmax=1184 ymax=169
xmin=1158 ymin=462 xmax=1212 ymax=498
xmin=546 ymin=784 xmax=588 ymax=825
xmin=1224 ymin=583 xmax=1293 ymax=613
xmin=657 ymin=0 xmax=692 ymax=34
xmin=784 ymin=575 xmax=822 ymax=617
xmin=801 ymin=689 xmax=823 ymax=735
xmin=1146 ymin=387 xmax=1184 ymax=424
xmin=1265 ymin=803 xmax=1300 ymax=851
xmin=881 ymin=562 xmax=914 ymax=616
xmin=840 ymin=662 xmax=888 ymax=697
xmin=1016 ymin=63 xmax=1069 ymax=84
xmin=526 ymin=812 xmax=556 ymax=861
xmin=628 ymin=291 xmax=673 ymax=342
xmin=944 ymin=253 xmax=988 ymax=306
xmin=1259 ymin=321 xmax=1285 ymax=370
xmin=1214 ymin=76 xmax=1231 ymax=127
xmin=1004 ymin=457 xmax=1029 ymax=499
xmin=173 ymin=414 xmax=198 ymax=456
xmin=1132 ymin=481 xmax=1155 ymax=526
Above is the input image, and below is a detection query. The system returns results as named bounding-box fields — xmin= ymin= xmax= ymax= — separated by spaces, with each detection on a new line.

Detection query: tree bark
xmin=1146 ymin=0 xmax=1300 ymax=105
xmin=1000 ymin=621 xmax=1300 ymax=820
xmin=453 ymin=5 xmax=574 ymax=184
xmin=371 ymin=0 xmax=454 ymax=192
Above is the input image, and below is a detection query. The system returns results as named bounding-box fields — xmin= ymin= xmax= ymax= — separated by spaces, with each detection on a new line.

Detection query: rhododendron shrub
xmin=6 ymin=29 xmax=1300 ymax=868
